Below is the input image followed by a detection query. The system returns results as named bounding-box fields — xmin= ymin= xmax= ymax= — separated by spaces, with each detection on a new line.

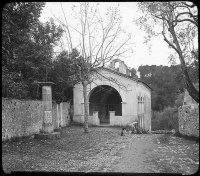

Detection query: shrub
xmin=151 ymin=107 xmax=179 ymax=131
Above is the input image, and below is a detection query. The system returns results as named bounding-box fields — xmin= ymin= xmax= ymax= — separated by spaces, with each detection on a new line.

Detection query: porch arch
xmin=88 ymin=82 xmax=126 ymax=103
xmin=88 ymin=84 xmax=123 ymax=123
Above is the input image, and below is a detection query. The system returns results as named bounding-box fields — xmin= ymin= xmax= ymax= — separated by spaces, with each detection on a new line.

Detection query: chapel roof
xmin=100 ymin=67 xmax=153 ymax=91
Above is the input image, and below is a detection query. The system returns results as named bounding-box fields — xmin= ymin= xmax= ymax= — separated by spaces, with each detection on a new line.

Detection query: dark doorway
xmin=89 ymin=85 xmax=122 ymax=124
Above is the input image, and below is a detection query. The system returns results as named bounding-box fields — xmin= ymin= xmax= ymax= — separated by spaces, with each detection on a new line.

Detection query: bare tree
xmin=136 ymin=2 xmax=199 ymax=103
xmin=51 ymin=2 xmax=131 ymax=132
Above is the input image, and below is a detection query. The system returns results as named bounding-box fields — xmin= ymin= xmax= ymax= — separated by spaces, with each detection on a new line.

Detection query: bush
xmin=151 ymin=106 xmax=179 ymax=131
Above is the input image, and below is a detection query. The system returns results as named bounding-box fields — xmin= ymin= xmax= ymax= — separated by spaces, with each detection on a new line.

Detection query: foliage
xmin=2 ymin=2 xmax=45 ymax=69
xmin=130 ymin=68 xmax=137 ymax=78
xmin=2 ymin=2 xmax=64 ymax=100
xmin=136 ymin=2 xmax=199 ymax=103
xmin=175 ymin=92 xmax=184 ymax=108
xmin=151 ymin=89 xmax=184 ymax=131
xmin=151 ymin=107 xmax=179 ymax=131
xmin=2 ymin=66 xmax=29 ymax=99
xmin=2 ymin=2 xmax=43 ymax=99
xmin=48 ymin=49 xmax=79 ymax=102
xmin=139 ymin=65 xmax=181 ymax=111
xmin=139 ymin=63 xmax=198 ymax=111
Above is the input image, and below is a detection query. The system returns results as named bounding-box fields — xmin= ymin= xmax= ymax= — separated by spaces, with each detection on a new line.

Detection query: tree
xmin=130 ymin=68 xmax=137 ymax=78
xmin=175 ymin=92 xmax=184 ymax=108
xmin=2 ymin=2 xmax=63 ymax=99
xmin=52 ymin=2 xmax=131 ymax=132
xmin=20 ymin=19 xmax=63 ymax=99
xmin=136 ymin=2 xmax=199 ymax=103
xmin=2 ymin=2 xmax=45 ymax=69
xmin=48 ymin=49 xmax=78 ymax=103
xmin=2 ymin=2 xmax=44 ymax=99
xmin=138 ymin=65 xmax=186 ymax=111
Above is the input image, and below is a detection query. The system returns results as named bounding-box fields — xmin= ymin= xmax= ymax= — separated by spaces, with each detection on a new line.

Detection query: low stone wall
xmin=74 ymin=114 xmax=138 ymax=127
xmin=151 ymin=130 xmax=175 ymax=134
xmin=2 ymin=98 xmax=70 ymax=141
xmin=178 ymin=104 xmax=199 ymax=138
xmin=73 ymin=115 xmax=85 ymax=124
xmin=110 ymin=115 xmax=137 ymax=126
xmin=73 ymin=115 xmax=99 ymax=126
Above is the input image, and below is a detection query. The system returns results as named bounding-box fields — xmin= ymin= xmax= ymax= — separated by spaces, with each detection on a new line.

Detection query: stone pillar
xmin=60 ymin=102 xmax=63 ymax=127
xmin=121 ymin=102 xmax=126 ymax=116
xmin=34 ymin=82 xmax=60 ymax=140
xmin=110 ymin=111 xmax=115 ymax=126
xmin=41 ymin=85 xmax=54 ymax=133
xmin=93 ymin=111 xmax=99 ymax=126
xmin=55 ymin=104 xmax=59 ymax=129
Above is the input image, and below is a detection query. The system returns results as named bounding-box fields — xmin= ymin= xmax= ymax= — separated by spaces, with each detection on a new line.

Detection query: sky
xmin=39 ymin=2 xmax=178 ymax=70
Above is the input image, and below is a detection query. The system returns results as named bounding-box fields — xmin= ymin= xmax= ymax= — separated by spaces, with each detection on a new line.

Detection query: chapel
xmin=73 ymin=59 xmax=152 ymax=132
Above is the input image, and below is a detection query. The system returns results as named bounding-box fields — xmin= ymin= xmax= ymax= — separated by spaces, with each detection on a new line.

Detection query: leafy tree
xmin=20 ymin=19 xmax=63 ymax=99
xmin=130 ymin=68 xmax=137 ymax=78
xmin=175 ymin=92 xmax=184 ymax=108
xmin=136 ymin=2 xmax=199 ymax=103
xmin=2 ymin=2 xmax=63 ymax=99
xmin=2 ymin=66 xmax=29 ymax=99
xmin=138 ymin=65 xmax=185 ymax=111
xmin=48 ymin=49 xmax=78 ymax=103
xmin=2 ymin=2 xmax=44 ymax=99
xmin=2 ymin=2 xmax=45 ymax=68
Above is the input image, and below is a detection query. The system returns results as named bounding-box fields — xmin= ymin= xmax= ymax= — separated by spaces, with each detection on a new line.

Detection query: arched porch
xmin=89 ymin=85 xmax=122 ymax=125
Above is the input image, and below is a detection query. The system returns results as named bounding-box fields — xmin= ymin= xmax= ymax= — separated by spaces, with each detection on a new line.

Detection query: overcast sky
xmin=40 ymin=2 xmax=179 ymax=70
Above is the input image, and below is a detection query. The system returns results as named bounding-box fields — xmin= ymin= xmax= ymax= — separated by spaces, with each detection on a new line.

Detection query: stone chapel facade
xmin=73 ymin=59 xmax=152 ymax=132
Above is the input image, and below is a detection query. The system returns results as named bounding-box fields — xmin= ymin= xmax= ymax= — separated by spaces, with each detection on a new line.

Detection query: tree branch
xmin=162 ymin=31 xmax=180 ymax=55
xmin=60 ymin=2 xmax=73 ymax=51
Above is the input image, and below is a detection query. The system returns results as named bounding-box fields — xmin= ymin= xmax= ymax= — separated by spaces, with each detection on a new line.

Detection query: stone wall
xmin=178 ymin=104 xmax=199 ymax=138
xmin=2 ymin=98 xmax=70 ymax=141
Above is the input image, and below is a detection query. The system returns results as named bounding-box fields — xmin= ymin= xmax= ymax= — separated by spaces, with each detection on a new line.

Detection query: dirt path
xmin=111 ymin=133 xmax=199 ymax=174
xmin=112 ymin=134 xmax=158 ymax=173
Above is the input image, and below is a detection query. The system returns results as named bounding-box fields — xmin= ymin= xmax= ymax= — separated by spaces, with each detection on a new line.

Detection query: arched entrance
xmin=89 ymin=85 xmax=122 ymax=124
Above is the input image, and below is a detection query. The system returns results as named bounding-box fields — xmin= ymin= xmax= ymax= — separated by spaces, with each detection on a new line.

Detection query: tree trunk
xmin=183 ymin=68 xmax=199 ymax=103
xmin=82 ymin=81 xmax=89 ymax=133
xmin=169 ymin=25 xmax=199 ymax=103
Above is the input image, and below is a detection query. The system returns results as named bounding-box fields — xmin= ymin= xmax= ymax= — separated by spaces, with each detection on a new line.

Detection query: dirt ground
xmin=112 ymin=133 xmax=199 ymax=174
xmin=2 ymin=126 xmax=199 ymax=174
